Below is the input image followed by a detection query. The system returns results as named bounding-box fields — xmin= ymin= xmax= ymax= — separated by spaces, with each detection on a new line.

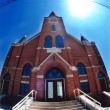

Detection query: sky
xmin=0 ymin=0 xmax=110 ymax=77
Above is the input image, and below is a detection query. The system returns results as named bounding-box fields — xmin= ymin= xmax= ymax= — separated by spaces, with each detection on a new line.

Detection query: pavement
xmin=0 ymin=105 xmax=12 ymax=110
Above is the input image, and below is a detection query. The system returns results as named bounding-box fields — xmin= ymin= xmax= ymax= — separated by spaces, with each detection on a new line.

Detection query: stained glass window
xmin=19 ymin=83 xmax=29 ymax=96
xmin=98 ymin=73 xmax=105 ymax=78
xmin=44 ymin=36 xmax=52 ymax=48
xmin=4 ymin=73 xmax=11 ymax=80
xmin=77 ymin=63 xmax=86 ymax=75
xmin=51 ymin=25 xmax=56 ymax=31
xmin=80 ymin=82 xmax=90 ymax=93
xmin=56 ymin=36 xmax=64 ymax=48
xmin=45 ymin=68 xmax=64 ymax=78
xmin=22 ymin=64 xmax=32 ymax=76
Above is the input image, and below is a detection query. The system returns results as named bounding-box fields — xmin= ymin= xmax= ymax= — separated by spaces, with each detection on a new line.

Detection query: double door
xmin=46 ymin=79 xmax=65 ymax=101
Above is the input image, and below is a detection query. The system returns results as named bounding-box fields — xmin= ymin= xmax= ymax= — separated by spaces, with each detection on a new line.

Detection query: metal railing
xmin=73 ymin=88 xmax=101 ymax=110
xmin=12 ymin=90 xmax=37 ymax=110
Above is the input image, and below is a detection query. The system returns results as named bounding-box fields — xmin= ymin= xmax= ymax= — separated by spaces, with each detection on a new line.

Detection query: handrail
xmin=73 ymin=88 xmax=101 ymax=110
xmin=12 ymin=90 xmax=37 ymax=110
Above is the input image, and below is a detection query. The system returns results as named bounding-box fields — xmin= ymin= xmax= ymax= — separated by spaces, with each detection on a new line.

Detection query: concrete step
xmin=30 ymin=102 xmax=81 ymax=107
xmin=29 ymin=104 xmax=83 ymax=108
xmin=28 ymin=105 xmax=84 ymax=109
xmin=27 ymin=108 xmax=87 ymax=110
xmin=27 ymin=100 xmax=88 ymax=110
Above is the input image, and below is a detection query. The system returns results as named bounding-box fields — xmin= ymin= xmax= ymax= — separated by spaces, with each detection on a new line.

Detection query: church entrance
xmin=45 ymin=68 xmax=65 ymax=102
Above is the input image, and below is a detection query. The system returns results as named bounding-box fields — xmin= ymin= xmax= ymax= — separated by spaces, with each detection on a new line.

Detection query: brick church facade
xmin=0 ymin=12 xmax=109 ymax=101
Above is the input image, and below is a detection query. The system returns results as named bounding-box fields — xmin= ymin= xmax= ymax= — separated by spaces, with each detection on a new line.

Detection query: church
xmin=0 ymin=12 xmax=109 ymax=102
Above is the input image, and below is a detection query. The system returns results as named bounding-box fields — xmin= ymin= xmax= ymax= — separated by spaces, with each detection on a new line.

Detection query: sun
xmin=67 ymin=0 xmax=94 ymax=18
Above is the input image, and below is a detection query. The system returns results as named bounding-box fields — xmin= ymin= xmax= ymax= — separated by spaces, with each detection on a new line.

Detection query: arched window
xmin=3 ymin=73 xmax=11 ymax=80
xmin=2 ymin=73 xmax=11 ymax=94
xmin=19 ymin=83 xmax=29 ymax=96
xmin=44 ymin=36 xmax=52 ymax=48
xmin=51 ymin=25 xmax=56 ymax=31
xmin=22 ymin=63 xmax=32 ymax=76
xmin=56 ymin=35 xmax=64 ymax=48
xmin=77 ymin=63 xmax=86 ymax=75
xmin=80 ymin=81 xmax=90 ymax=93
xmin=98 ymin=72 xmax=105 ymax=78
xmin=98 ymin=72 xmax=108 ymax=91
xmin=45 ymin=68 xmax=64 ymax=79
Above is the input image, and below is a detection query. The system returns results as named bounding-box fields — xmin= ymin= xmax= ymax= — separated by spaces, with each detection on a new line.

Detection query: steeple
xmin=49 ymin=11 xmax=56 ymax=17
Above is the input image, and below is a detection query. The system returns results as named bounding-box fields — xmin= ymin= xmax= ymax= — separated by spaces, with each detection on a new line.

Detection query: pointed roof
xmin=49 ymin=11 xmax=56 ymax=17
xmin=17 ymin=35 xmax=26 ymax=43
xmin=81 ymin=35 xmax=89 ymax=42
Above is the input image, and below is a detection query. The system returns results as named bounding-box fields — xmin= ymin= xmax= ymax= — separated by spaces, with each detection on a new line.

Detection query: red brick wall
xmin=0 ymin=13 xmax=109 ymax=101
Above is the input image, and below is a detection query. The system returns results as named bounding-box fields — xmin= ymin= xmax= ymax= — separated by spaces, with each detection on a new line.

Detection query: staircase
xmin=12 ymin=89 xmax=101 ymax=110
xmin=26 ymin=100 xmax=88 ymax=110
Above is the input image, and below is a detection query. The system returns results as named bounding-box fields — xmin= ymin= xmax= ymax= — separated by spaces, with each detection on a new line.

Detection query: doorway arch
xmin=2 ymin=73 xmax=11 ymax=94
xmin=45 ymin=68 xmax=65 ymax=102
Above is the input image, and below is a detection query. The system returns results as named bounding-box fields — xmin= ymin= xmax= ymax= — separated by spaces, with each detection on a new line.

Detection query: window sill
xmin=43 ymin=47 xmax=65 ymax=49
xmin=22 ymin=76 xmax=30 ymax=78
xmin=79 ymin=74 xmax=87 ymax=77
xmin=51 ymin=31 xmax=56 ymax=32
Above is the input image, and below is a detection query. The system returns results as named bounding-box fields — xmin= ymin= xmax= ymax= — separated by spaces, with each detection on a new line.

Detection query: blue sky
xmin=0 ymin=0 xmax=110 ymax=77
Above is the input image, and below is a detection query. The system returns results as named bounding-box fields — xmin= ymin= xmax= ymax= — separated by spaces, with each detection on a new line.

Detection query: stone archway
xmin=45 ymin=68 xmax=65 ymax=102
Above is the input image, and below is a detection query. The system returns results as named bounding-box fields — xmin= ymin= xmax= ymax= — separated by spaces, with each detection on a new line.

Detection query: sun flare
xmin=67 ymin=0 xmax=94 ymax=18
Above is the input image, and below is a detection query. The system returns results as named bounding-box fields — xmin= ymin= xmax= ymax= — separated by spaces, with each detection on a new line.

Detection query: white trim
xmin=82 ymin=43 xmax=92 ymax=46
xmin=32 ymin=67 xmax=40 ymax=72
xmin=47 ymin=47 xmax=61 ymax=53
xmin=88 ymin=55 xmax=92 ymax=56
xmin=22 ymin=76 xmax=30 ymax=78
xmin=13 ymin=44 xmax=22 ymax=47
xmin=85 ymin=67 xmax=92 ymax=69
xmin=17 ymin=68 xmax=22 ymax=69
xmin=51 ymin=30 xmax=56 ymax=32
xmin=56 ymin=53 xmax=71 ymax=67
xmin=24 ymin=33 xmax=40 ymax=45
xmin=38 ymin=52 xmax=72 ymax=67
xmin=67 ymin=47 xmax=71 ymax=49
xmin=43 ymin=47 xmax=52 ymax=49
xmin=43 ymin=47 xmax=65 ymax=50
xmin=91 ymin=65 xmax=104 ymax=68
xmin=36 ymin=75 xmax=44 ymax=78
xmin=37 ymin=47 xmax=41 ymax=49
xmin=49 ymin=17 xmax=58 ymax=23
xmin=80 ymin=79 xmax=88 ymax=82
xmin=16 ymin=56 xmax=20 ymax=58
xmin=70 ymin=66 xmax=77 ymax=71
xmin=21 ymin=81 xmax=29 ymax=84
xmin=56 ymin=53 xmax=77 ymax=70
xmin=66 ymin=74 xmax=73 ymax=78
xmin=32 ymin=53 xmax=77 ymax=72
xmin=85 ymin=65 xmax=104 ymax=69
xmin=39 ymin=53 xmax=53 ymax=67
xmin=79 ymin=74 xmax=87 ymax=76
